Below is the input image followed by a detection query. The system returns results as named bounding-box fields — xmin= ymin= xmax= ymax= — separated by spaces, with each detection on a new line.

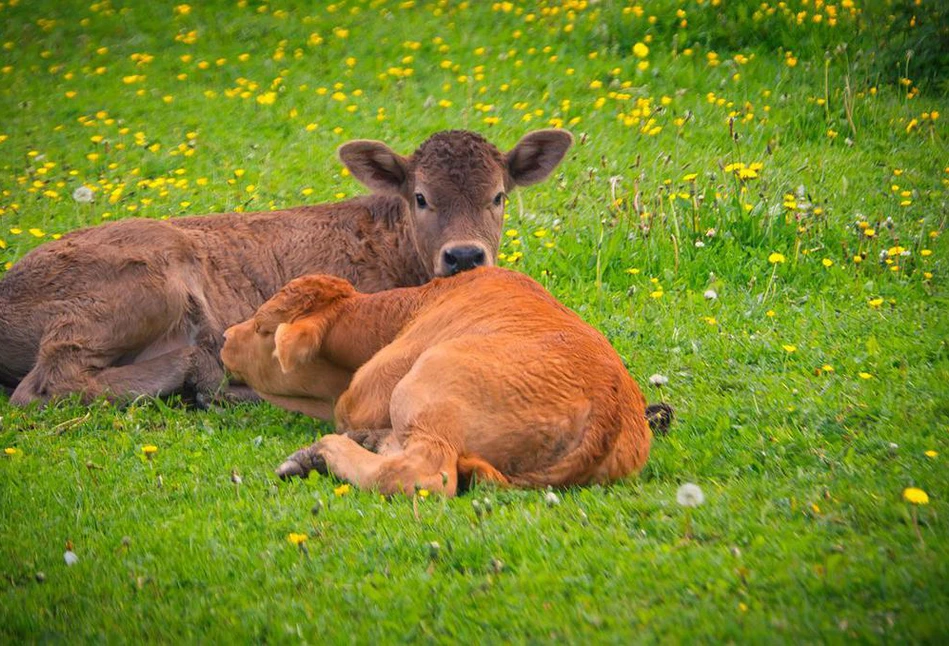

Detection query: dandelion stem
xmin=911 ymin=507 xmax=925 ymax=547
xmin=683 ymin=508 xmax=693 ymax=540
xmin=764 ymin=263 xmax=778 ymax=300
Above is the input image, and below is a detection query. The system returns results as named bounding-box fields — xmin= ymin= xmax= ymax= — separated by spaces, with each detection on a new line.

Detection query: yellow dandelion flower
xmin=768 ymin=252 xmax=786 ymax=264
xmin=902 ymin=488 xmax=929 ymax=505
xmin=925 ymin=450 xmax=938 ymax=458
xmin=822 ymin=258 xmax=833 ymax=267
xmin=142 ymin=445 xmax=158 ymax=455
xmin=868 ymin=297 xmax=883 ymax=308
xmin=782 ymin=344 xmax=797 ymax=353
xmin=858 ymin=372 xmax=872 ymax=380
xmin=633 ymin=42 xmax=649 ymax=59
xmin=737 ymin=168 xmax=758 ymax=180
xmin=287 ymin=532 xmax=307 ymax=545
xmin=334 ymin=483 xmax=351 ymax=496
xmin=4 ymin=447 xmax=20 ymax=456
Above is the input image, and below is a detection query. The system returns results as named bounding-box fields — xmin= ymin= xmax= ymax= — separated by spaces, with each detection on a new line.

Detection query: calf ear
xmin=338 ymin=140 xmax=409 ymax=194
xmin=506 ymin=129 xmax=573 ymax=187
xmin=274 ymin=317 xmax=327 ymax=374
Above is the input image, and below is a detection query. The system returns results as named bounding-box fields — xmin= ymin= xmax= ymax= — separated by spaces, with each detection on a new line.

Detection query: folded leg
xmin=277 ymin=434 xmax=458 ymax=496
xmin=11 ymin=346 xmax=196 ymax=406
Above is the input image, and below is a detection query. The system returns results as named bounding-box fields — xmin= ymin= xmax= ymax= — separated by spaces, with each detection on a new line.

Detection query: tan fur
xmin=0 ymin=129 xmax=572 ymax=405
xmin=225 ymin=267 xmax=651 ymax=495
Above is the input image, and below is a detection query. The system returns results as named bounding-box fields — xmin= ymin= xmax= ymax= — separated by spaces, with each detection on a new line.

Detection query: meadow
xmin=1 ymin=0 xmax=947 ymax=641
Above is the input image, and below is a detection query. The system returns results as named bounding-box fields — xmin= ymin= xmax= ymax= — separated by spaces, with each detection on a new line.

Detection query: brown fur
xmin=0 ymin=129 xmax=572 ymax=405
xmin=223 ymin=267 xmax=651 ymax=496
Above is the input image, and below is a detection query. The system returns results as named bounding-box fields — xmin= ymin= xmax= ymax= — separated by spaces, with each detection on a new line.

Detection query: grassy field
xmin=2 ymin=0 xmax=948 ymax=642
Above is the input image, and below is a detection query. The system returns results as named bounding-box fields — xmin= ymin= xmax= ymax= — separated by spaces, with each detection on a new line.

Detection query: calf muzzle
xmin=441 ymin=245 xmax=487 ymax=276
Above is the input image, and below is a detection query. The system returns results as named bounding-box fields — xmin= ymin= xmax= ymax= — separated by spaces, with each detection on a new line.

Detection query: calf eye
xmin=493 ymin=192 xmax=505 ymax=207
xmin=415 ymin=193 xmax=428 ymax=209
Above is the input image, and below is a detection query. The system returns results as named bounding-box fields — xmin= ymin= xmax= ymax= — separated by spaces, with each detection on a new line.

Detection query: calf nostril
xmin=442 ymin=250 xmax=459 ymax=271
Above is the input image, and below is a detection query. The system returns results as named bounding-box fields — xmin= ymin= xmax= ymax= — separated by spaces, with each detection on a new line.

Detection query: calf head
xmin=339 ymin=129 xmax=573 ymax=278
xmin=220 ymin=275 xmax=356 ymax=417
xmin=223 ymin=274 xmax=355 ymax=376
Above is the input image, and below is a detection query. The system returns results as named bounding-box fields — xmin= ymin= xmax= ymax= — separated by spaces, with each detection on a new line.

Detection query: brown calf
xmin=0 ymin=129 xmax=572 ymax=405
xmin=222 ymin=267 xmax=653 ymax=496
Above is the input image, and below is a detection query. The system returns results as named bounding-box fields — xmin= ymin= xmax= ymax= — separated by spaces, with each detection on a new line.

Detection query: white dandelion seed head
xmin=649 ymin=374 xmax=669 ymax=387
xmin=544 ymin=491 xmax=561 ymax=507
xmin=704 ymin=289 xmax=718 ymax=300
xmin=72 ymin=185 xmax=94 ymax=203
xmin=694 ymin=240 xmax=705 ymax=248
xmin=64 ymin=550 xmax=79 ymax=566
xmin=676 ymin=483 xmax=705 ymax=508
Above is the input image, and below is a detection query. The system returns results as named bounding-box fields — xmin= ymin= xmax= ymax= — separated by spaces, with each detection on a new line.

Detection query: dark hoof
xmin=276 ymin=459 xmax=308 ymax=479
xmin=646 ymin=403 xmax=674 ymax=436
xmin=275 ymin=446 xmax=327 ymax=480
xmin=343 ymin=428 xmax=390 ymax=452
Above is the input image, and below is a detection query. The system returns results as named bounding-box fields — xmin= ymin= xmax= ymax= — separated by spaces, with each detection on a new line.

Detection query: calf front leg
xmin=277 ymin=434 xmax=458 ymax=496
xmin=334 ymin=341 xmax=424 ymax=430
xmin=11 ymin=346 xmax=197 ymax=406
xmin=275 ymin=429 xmax=402 ymax=479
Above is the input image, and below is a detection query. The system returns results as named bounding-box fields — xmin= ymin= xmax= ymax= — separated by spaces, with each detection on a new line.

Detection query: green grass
xmin=1 ymin=0 xmax=948 ymax=642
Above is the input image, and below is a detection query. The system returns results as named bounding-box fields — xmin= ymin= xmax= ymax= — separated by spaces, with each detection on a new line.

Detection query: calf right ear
xmin=274 ymin=317 xmax=327 ymax=374
xmin=338 ymin=140 xmax=409 ymax=194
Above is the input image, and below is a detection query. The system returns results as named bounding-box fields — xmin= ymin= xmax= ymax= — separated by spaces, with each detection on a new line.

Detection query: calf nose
xmin=442 ymin=245 xmax=487 ymax=275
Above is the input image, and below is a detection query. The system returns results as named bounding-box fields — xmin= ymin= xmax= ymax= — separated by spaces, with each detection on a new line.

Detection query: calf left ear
xmin=506 ymin=129 xmax=573 ymax=187
xmin=274 ymin=317 xmax=327 ymax=374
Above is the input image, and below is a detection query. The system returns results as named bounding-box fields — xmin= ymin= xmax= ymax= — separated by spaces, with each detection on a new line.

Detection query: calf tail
xmin=646 ymin=403 xmax=674 ymax=435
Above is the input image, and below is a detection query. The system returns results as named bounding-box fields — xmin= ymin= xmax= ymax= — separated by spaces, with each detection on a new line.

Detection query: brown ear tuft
xmin=256 ymin=274 xmax=356 ymax=333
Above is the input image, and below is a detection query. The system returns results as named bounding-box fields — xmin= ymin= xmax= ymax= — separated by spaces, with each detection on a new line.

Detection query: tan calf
xmin=223 ymin=268 xmax=655 ymax=496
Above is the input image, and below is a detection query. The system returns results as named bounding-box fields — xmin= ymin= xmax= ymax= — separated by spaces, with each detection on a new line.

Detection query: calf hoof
xmin=343 ymin=428 xmax=392 ymax=452
xmin=275 ymin=445 xmax=327 ymax=480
